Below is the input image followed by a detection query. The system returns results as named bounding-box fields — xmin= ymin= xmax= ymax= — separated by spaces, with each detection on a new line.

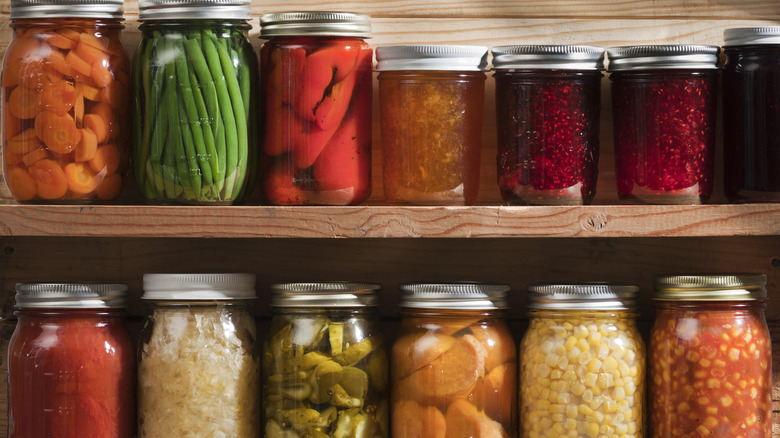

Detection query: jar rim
xmin=270 ymin=282 xmax=381 ymax=308
xmin=15 ymin=282 xmax=128 ymax=308
xmin=607 ymin=45 xmax=720 ymax=71
xmin=653 ymin=274 xmax=767 ymax=300
xmin=10 ymin=0 xmax=124 ymax=19
xmin=260 ymin=11 xmax=371 ymax=38
xmin=376 ymin=45 xmax=489 ymax=71
xmin=526 ymin=282 xmax=639 ymax=310
xmin=491 ymin=45 xmax=605 ymax=70
xmin=142 ymin=273 xmax=256 ymax=300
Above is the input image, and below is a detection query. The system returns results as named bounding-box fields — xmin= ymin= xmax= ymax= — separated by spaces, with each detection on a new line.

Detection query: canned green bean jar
xmin=133 ymin=0 xmax=257 ymax=204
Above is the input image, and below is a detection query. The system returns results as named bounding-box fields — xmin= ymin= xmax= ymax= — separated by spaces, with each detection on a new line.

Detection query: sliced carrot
xmin=22 ymin=27 xmax=46 ymax=38
xmin=79 ymin=32 xmax=111 ymax=53
xmin=22 ymin=146 xmax=49 ymax=167
xmin=89 ymin=144 xmax=120 ymax=175
xmin=38 ymin=80 xmax=76 ymax=115
xmin=57 ymin=29 xmax=82 ymax=42
xmin=482 ymin=362 xmax=516 ymax=428
xmin=6 ymin=166 xmax=38 ymax=201
xmin=4 ymin=108 xmax=23 ymax=139
xmin=95 ymin=172 xmax=122 ymax=200
xmin=8 ymin=86 xmax=40 ymax=119
xmin=433 ymin=317 xmax=481 ymax=336
xmin=469 ymin=323 xmax=516 ymax=373
xmin=101 ymin=80 xmax=129 ymax=113
xmin=7 ymin=128 xmax=42 ymax=154
xmin=91 ymin=59 xmax=112 ymax=88
xmin=44 ymin=50 xmax=74 ymax=77
xmin=87 ymin=102 xmax=115 ymax=139
xmin=76 ymin=81 xmax=101 ymax=102
xmin=29 ymin=158 xmax=68 ymax=199
xmin=73 ymin=93 xmax=85 ymax=126
xmin=444 ymin=399 xmax=505 ymax=438
xmin=392 ymin=332 xmax=457 ymax=381
xmin=392 ymin=400 xmax=446 ymax=438
xmin=5 ymin=37 xmax=41 ymax=61
xmin=83 ymin=113 xmax=107 ymax=143
xmin=4 ymin=152 xmax=23 ymax=168
xmin=18 ymin=56 xmax=47 ymax=90
xmin=3 ymin=58 xmax=21 ymax=87
xmin=75 ymin=40 xmax=109 ymax=67
xmin=64 ymin=162 xmax=99 ymax=194
xmin=65 ymin=50 xmax=92 ymax=77
xmin=74 ymin=128 xmax=97 ymax=161
xmin=44 ymin=31 xmax=78 ymax=50
xmin=35 ymin=111 xmax=80 ymax=154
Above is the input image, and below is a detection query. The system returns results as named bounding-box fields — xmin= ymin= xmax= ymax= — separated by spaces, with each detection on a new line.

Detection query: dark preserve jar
xmin=8 ymin=282 xmax=135 ymax=437
xmin=492 ymin=45 xmax=604 ymax=205
xmin=723 ymin=27 xmax=780 ymax=202
xmin=133 ymin=0 xmax=257 ymax=204
xmin=259 ymin=12 xmax=373 ymax=205
xmin=608 ymin=45 xmax=719 ymax=204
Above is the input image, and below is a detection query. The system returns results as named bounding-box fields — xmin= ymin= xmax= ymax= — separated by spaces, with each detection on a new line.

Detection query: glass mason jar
xmin=263 ymin=282 xmax=388 ymax=437
xmin=520 ymin=283 xmax=645 ymax=438
xmin=723 ymin=27 xmax=780 ymax=203
xmin=133 ymin=0 xmax=257 ymax=205
xmin=608 ymin=45 xmax=720 ymax=204
xmin=649 ymin=274 xmax=771 ymax=438
xmin=492 ymin=45 xmax=605 ymax=205
xmin=377 ymin=45 xmax=488 ymax=205
xmin=138 ymin=273 xmax=260 ymax=437
xmin=8 ymin=283 xmax=135 ymax=438
xmin=2 ymin=0 xmax=131 ymax=202
xmin=392 ymin=283 xmax=516 ymax=437
xmin=259 ymin=12 xmax=373 ymax=206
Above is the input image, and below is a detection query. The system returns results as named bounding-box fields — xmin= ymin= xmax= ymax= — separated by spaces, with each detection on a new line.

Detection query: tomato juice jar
xmin=2 ymin=0 xmax=131 ymax=202
xmin=377 ymin=45 xmax=488 ymax=205
xmin=8 ymin=282 xmax=135 ymax=438
xmin=259 ymin=12 xmax=373 ymax=205
xmin=649 ymin=274 xmax=771 ymax=438
xmin=492 ymin=45 xmax=605 ymax=205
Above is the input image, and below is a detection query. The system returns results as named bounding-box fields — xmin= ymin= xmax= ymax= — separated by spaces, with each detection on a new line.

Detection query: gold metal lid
xmin=653 ymin=274 xmax=767 ymax=300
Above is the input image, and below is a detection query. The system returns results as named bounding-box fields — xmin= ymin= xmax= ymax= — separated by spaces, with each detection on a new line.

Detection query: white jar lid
xmin=376 ymin=44 xmax=489 ymax=71
xmin=142 ymin=273 xmax=256 ymax=300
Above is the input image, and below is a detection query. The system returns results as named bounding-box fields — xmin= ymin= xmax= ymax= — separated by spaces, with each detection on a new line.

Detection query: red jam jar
xmin=8 ymin=282 xmax=135 ymax=437
xmin=492 ymin=45 xmax=605 ymax=205
xmin=649 ymin=274 xmax=771 ymax=438
xmin=608 ymin=45 xmax=719 ymax=204
xmin=723 ymin=27 xmax=780 ymax=203
xmin=259 ymin=12 xmax=373 ymax=205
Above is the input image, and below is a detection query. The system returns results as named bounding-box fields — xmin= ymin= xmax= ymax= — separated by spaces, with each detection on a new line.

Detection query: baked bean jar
xmin=377 ymin=45 xmax=488 ymax=205
xmin=608 ymin=45 xmax=719 ymax=204
xmin=392 ymin=283 xmax=516 ymax=437
xmin=492 ymin=45 xmax=605 ymax=205
xmin=649 ymin=274 xmax=771 ymax=438
xmin=520 ymin=283 xmax=645 ymax=438
xmin=2 ymin=0 xmax=131 ymax=202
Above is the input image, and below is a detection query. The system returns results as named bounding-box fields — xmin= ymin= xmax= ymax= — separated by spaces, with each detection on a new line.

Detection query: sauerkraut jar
xmin=138 ymin=273 xmax=259 ymax=438
xmin=520 ymin=283 xmax=645 ymax=438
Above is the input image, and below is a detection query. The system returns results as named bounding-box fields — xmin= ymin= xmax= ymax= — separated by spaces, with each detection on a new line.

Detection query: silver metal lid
xmin=376 ymin=45 xmax=489 ymax=71
xmin=142 ymin=273 xmax=256 ymax=300
xmin=16 ymin=282 xmax=128 ymax=309
xmin=654 ymin=274 xmax=767 ymax=301
xmin=10 ymin=0 xmax=123 ymax=19
xmin=491 ymin=45 xmax=605 ymax=70
xmin=138 ymin=0 xmax=251 ymax=21
xmin=724 ymin=27 xmax=780 ymax=46
xmin=260 ymin=11 xmax=371 ymax=38
xmin=399 ymin=282 xmax=510 ymax=310
xmin=527 ymin=283 xmax=639 ymax=310
xmin=607 ymin=45 xmax=720 ymax=71
xmin=271 ymin=282 xmax=381 ymax=307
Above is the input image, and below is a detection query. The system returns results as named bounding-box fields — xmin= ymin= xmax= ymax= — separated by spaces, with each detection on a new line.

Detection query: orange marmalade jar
xmin=2 ymin=0 xmax=130 ymax=202
xmin=649 ymin=274 xmax=771 ymax=438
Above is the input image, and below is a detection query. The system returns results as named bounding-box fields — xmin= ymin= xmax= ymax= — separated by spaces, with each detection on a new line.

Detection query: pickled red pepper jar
xmin=259 ymin=12 xmax=373 ymax=205
xmin=519 ymin=283 xmax=645 ymax=438
xmin=722 ymin=27 xmax=780 ymax=202
xmin=263 ymin=282 xmax=388 ymax=437
xmin=137 ymin=273 xmax=260 ymax=437
xmin=2 ymin=0 xmax=131 ymax=202
xmin=492 ymin=45 xmax=605 ymax=205
xmin=649 ymin=274 xmax=771 ymax=438
xmin=377 ymin=45 xmax=488 ymax=205
xmin=133 ymin=0 xmax=257 ymax=205
xmin=608 ymin=45 xmax=720 ymax=204
xmin=391 ymin=283 xmax=517 ymax=437
xmin=8 ymin=282 xmax=135 ymax=437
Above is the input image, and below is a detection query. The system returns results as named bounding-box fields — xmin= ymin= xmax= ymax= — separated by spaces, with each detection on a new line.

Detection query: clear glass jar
xmin=8 ymin=283 xmax=134 ymax=437
xmin=392 ymin=283 xmax=516 ymax=437
xmin=492 ymin=45 xmax=604 ymax=205
xmin=138 ymin=273 xmax=259 ymax=437
xmin=377 ymin=45 xmax=488 ymax=205
xmin=263 ymin=282 xmax=388 ymax=437
xmin=2 ymin=0 xmax=131 ymax=202
xmin=723 ymin=27 xmax=780 ymax=203
xmin=520 ymin=283 xmax=645 ymax=438
xmin=649 ymin=275 xmax=771 ymax=438
xmin=608 ymin=45 xmax=719 ymax=204
xmin=132 ymin=0 xmax=257 ymax=205
xmin=259 ymin=12 xmax=373 ymax=206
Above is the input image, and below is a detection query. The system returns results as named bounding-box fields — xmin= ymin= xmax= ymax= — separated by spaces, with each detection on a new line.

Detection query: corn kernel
xmin=605 ymin=399 xmax=617 ymax=413
xmin=582 ymin=389 xmax=593 ymax=402
xmin=603 ymin=356 xmax=618 ymax=372
xmin=588 ymin=331 xmax=602 ymax=346
xmin=720 ymin=395 xmax=733 ymax=407
xmin=565 ymin=418 xmax=577 ymax=431
xmin=584 ymin=372 xmax=598 ymax=387
xmin=550 ymin=403 xmax=565 ymax=414
xmin=564 ymin=336 xmax=578 ymax=350
xmin=566 ymin=404 xmax=578 ymax=418
xmin=585 ymin=422 xmax=599 ymax=438
xmin=587 ymin=358 xmax=602 ymax=373
xmin=576 ymin=338 xmax=591 ymax=352
xmin=696 ymin=425 xmax=710 ymax=436
xmin=614 ymin=387 xmax=626 ymax=401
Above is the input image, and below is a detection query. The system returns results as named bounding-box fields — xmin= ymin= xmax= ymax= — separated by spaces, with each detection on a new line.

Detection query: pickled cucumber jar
xmin=650 ymin=275 xmax=771 ymax=438
xmin=133 ymin=0 xmax=257 ymax=204
xmin=2 ymin=0 xmax=131 ymax=202
xmin=138 ymin=273 xmax=260 ymax=437
xmin=263 ymin=282 xmax=388 ymax=437
xmin=520 ymin=283 xmax=645 ymax=438
xmin=392 ymin=283 xmax=516 ymax=437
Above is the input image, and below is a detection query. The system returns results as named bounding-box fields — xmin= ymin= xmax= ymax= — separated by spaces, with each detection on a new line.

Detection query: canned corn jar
xmin=520 ymin=283 xmax=645 ymax=438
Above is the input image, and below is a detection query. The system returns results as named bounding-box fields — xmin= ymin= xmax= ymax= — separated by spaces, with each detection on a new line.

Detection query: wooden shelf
xmin=0 ymin=203 xmax=777 ymax=238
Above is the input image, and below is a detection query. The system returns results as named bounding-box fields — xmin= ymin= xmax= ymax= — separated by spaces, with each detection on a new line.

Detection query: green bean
xmin=178 ymin=92 xmax=203 ymax=200
xmin=215 ymin=36 xmax=249 ymax=199
xmin=148 ymin=33 xmax=168 ymax=197
xmin=133 ymin=37 xmax=150 ymax=191
xmin=162 ymin=35 xmax=186 ymax=199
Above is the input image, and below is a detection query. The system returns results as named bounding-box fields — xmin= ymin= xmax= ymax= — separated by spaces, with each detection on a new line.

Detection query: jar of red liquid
xmin=608 ymin=45 xmax=719 ymax=204
xmin=492 ymin=45 xmax=604 ymax=205
xmin=377 ymin=45 xmax=488 ymax=205
xmin=649 ymin=274 xmax=771 ymax=438
xmin=2 ymin=0 xmax=131 ymax=203
xmin=259 ymin=12 xmax=373 ymax=205
xmin=8 ymin=282 xmax=135 ymax=437
xmin=723 ymin=27 xmax=780 ymax=203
